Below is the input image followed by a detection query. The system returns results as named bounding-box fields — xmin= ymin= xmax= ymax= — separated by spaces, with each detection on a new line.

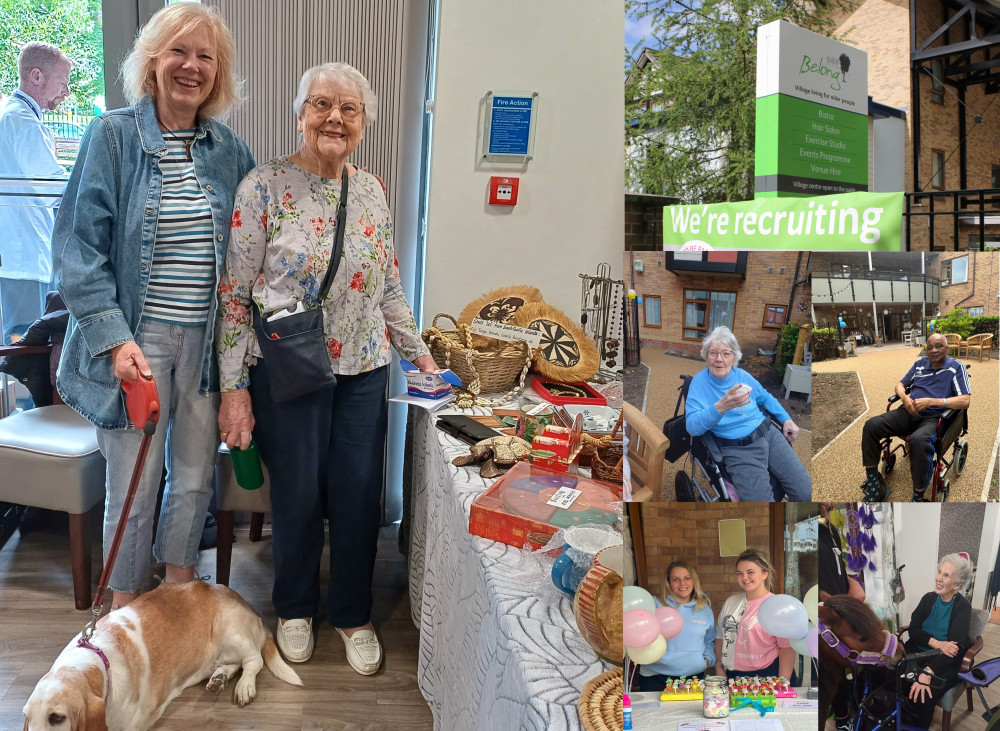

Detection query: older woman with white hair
xmin=684 ymin=326 xmax=810 ymax=501
xmin=903 ymin=553 xmax=973 ymax=728
xmin=217 ymin=62 xmax=437 ymax=674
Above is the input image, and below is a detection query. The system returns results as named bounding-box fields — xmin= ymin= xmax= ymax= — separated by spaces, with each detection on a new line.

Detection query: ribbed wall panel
xmin=208 ymin=0 xmax=408 ymax=213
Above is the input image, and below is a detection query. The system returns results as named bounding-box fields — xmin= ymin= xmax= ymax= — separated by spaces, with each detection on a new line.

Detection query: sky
xmin=625 ymin=11 xmax=656 ymax=54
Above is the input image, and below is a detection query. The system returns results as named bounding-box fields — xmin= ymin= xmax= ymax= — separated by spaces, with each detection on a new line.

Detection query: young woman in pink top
xmin=713 ymin=549 xmax=796 ymax=683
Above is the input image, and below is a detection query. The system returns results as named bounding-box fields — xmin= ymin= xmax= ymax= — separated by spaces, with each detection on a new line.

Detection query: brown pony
xmin=818 ymin=593 xmax=903 ymax=730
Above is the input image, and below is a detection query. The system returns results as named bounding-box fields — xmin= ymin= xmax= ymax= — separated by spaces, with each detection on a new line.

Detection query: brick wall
xmin=836 ymin=0 xmax=1000 ymax=250
xmin=639 ymin=503 xmax=773 ymax=604
xmin=939 ymin=251 xmax=999 ymax=316
xmin=623 ymin=251 xmax=807 ymax=358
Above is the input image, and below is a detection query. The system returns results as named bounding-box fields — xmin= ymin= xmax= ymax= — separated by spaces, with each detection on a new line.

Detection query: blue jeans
xmin=96 ymin=320 xmax=218 ymax=592
xmin=717 ymin=424 xmax=812 ymax=501
xmin=250 ymin=361 xmax=388 ymax=628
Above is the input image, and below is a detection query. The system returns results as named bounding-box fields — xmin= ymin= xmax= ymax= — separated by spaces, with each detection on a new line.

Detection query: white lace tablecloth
xmin=629 ymin=689 xmax=819 ymax=731
xmin=407 ymin=407 xmax=606 ymax=730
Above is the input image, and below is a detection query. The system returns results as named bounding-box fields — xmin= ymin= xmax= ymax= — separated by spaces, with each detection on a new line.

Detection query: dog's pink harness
xmin=77 ymin=637 xmax=111 ymax=698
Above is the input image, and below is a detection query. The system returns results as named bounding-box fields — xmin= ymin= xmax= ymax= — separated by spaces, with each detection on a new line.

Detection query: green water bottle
xmin=230 ymin=441 xmax=264 ymax=490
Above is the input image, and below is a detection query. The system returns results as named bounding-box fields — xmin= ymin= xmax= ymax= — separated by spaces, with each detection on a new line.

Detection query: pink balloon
xmin=655 ymin=605 xmax=684 ymax=640
xmin=807 ymin=626 xmax=819 ymax=658
xmin=623 ymin=608 xmax=660 ymax=648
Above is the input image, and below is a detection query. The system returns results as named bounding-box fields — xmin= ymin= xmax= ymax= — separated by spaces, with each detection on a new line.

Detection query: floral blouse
xmin=217 ymin=157 xmax=429 ymax=390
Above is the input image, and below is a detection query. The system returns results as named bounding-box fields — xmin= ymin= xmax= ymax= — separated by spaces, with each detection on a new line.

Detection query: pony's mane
xmin=825 ymin=594 xmax=885 ymax=644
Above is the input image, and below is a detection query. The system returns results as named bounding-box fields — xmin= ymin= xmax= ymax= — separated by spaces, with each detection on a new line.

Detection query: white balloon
xmin=623 ymin=585 xmax=656 ymax=613
xmin=627 ymin=635 xmax=667 ymax=665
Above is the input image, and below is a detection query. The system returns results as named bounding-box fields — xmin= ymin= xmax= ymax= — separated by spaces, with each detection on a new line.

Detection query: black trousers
xmin=861 ymin=407 xmax=941 ymax=493
xmin=250 ymin=360 xmax=389 ymax=628
xmin=901 ymin=640 xmax=959 ymax=728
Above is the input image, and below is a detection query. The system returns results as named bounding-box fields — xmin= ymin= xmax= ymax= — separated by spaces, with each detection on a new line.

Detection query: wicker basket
xmin=591 ymin=443 xmax=623 ymax=484
xmin=422 ymin=313 xmax=531 ymax=394
xmin=578 ymin=668 xmax=623 ymax=731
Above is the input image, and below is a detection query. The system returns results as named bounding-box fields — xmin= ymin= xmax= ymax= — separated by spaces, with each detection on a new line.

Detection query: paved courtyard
xmin=630 ymin=346 xmax=812 ymax=501
xmin=811 ymin=344 xmax=999 ymax=502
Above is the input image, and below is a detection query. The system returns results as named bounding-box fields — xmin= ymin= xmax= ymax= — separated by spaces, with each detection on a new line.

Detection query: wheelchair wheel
xmin=675 ymin=471 xmax=696 ymax=502
xmin=936 ymin=477 xmax=950 ymax=502
xmin=881 ymin=453 xmax=896 ymax=475
xmin=953 ymin=439 xmax=968 ymax=477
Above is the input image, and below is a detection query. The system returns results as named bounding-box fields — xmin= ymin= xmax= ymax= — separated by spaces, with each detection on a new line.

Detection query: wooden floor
xmin=823 ymin=621 xmax=1000 ymax=730
xmin=0 ymin=511 xmax=434 ymax=729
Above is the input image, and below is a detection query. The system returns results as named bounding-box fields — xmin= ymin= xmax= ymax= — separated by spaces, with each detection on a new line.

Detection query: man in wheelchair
xmin=859 ymin=333 xmax=971 ymax=502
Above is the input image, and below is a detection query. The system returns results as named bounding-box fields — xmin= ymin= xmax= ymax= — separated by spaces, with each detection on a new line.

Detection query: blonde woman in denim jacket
xmin=54 ymin=4 xmax=254 ymax=609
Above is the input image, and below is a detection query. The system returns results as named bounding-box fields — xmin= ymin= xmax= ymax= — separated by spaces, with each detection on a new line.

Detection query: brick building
xmin=831 ymin=0 xmax=1000 ymax=249
xmin=938 ymin=251 xmax=1000 ymax=317
xmin=624 ymin=250 xmax=809 ymax=359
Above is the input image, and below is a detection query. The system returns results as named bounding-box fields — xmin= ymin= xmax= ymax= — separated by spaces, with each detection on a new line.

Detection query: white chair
xmin=782 ymin=363 xmax=811 ymax=403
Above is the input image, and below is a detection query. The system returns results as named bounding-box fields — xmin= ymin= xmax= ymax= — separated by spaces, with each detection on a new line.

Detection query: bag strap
xmin=317 ymin=165 xmax=350 ymax=302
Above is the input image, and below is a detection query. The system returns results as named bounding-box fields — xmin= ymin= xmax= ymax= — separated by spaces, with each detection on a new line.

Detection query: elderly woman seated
xmin=685 ymin=326 xmax=811 ymax=501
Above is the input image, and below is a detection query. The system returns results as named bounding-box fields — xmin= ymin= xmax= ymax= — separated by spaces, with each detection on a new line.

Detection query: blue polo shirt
xmin=900 ymin=356 xmax=970 ymax=417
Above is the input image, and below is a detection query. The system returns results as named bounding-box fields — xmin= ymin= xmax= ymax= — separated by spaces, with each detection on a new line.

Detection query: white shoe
xmin=335 ymin=626 xmax=382 ymax=675
xmin=276 ymin=618 xmax=314 ymax=663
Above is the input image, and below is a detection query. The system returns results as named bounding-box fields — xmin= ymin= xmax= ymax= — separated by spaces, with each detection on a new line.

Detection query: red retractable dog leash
xmin=81 ymin=372 xmax=160 ymax=641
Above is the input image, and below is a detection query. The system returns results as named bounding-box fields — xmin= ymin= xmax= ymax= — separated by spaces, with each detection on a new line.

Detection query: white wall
xmin=973 ymin=503 xmax=1000 ymax=609
xmin=422 ymin=0 xmax=624 ymax=322
xmin=894 ymin=503 xmax=943 ymax=624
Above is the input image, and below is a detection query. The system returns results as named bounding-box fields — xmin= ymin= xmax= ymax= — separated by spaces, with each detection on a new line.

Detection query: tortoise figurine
xmin=452 ymin=435 xmax=532 ymax=478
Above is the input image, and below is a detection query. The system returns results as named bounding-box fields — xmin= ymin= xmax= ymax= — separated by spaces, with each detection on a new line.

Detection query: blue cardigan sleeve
xmin=685 ymin=372 xmax=724 ymax=436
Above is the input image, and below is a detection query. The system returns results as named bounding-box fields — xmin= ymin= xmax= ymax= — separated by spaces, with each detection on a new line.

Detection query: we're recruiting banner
xmin=662 ymin=191 xmax=903 ymax=251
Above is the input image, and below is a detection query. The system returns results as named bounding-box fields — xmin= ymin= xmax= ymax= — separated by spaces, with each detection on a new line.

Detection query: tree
xmin=0 ymin=0 xmax=105 ymax=110
xmin=625 ymin=0 xmax=854 ymax=203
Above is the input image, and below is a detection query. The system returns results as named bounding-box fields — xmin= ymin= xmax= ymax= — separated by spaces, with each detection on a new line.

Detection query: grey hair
xmin=938 ymin=553 xmax=973 ymax=591
xmin=701 ymin=325 xmax=742 ymax=363
xmin=292 ymin=62 xmax=377 ymax=127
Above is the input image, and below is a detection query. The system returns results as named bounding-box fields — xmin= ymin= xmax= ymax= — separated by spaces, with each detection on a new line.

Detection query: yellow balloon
xmin=627 ymin=289 xmax=637 ymax=300
xmin=804 ymin=584 xmax=819 ymax=625
xmin=627 ymin=635 xmax=667 ymax=665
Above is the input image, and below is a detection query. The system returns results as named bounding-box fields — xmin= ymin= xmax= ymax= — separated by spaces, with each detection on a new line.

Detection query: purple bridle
xmin=817 ymin=611 xmax=899 ymax=668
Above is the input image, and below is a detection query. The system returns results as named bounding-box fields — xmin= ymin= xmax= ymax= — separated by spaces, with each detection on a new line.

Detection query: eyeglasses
xmin=707 ymin=350 xmax=734 ymax=360
xmin=304 ymin=96 xmax=364 ymax=119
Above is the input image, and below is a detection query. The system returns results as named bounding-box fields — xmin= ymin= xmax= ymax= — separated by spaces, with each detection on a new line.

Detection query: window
xmin=682 ymin=289 xmax=736 ymax=339
xmin=931 ymin=150 xmax=945 ymax=189
xmin=992 ymin=165 xmax=999 ymax=189
xmin=941 ymin=256 xmax=968 ymax=285
xmin=643 ymin=295 xmax=661 ymax=327
xmin=930 ymin=60 xmax=945 ymax=104
xmin=763 ymin=304 xmax=786 ymax=329
xmin=969 ymin=307 xmax=984 ymax=317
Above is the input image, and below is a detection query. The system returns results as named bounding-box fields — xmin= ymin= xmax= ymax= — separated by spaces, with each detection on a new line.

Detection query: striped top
xmin=144 ymin=133 xmax=216 ymax=326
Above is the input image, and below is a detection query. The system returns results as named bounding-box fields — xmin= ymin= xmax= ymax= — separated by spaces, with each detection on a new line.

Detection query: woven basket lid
xmin=578 ymin=667 xmax=623 ymax=731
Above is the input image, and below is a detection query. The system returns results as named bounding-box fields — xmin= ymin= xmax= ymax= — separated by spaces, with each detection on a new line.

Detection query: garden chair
xmin=959 ymin=333 xmax=993 ymax=362
xmin=944 ymin=332 xmax=961 ymax=356
xmin=623 ymin=402 xmax=667 ymax=502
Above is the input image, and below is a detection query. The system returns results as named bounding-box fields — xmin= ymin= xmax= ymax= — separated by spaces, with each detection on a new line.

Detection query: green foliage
xmin=0 ymin=0 xmax=105 ymax=110
xmin=775 ymin=322 xmax=800 ymax=374
xmin=967 ymin=316 xmax=998 ymax=343
xmin=625 ymin=0 xmax=855 ymax=202
xmin=811 ymin=327 xmax=838 ymax=362
xmin=934 ymin=308 xmax=973 ymax=339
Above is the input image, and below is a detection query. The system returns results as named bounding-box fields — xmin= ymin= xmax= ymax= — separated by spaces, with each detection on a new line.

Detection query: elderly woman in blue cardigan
xmin=685 ymin=326 xmax=810 ymax=501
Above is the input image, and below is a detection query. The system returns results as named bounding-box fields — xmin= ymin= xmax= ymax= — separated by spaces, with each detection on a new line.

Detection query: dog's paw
xmin=207 ymin=671 xmax=228 ymax=694
xmin=233 ymin=679 xmax=257 ymax=707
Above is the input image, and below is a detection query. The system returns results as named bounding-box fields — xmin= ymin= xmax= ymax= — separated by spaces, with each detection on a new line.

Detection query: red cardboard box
xmin=468 ymin=461 xmax=622 ymax=549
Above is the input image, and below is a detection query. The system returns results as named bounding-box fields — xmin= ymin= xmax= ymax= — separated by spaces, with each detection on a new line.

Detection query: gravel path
xmin=811 ymin=345 xmax=999 ymax=502
xmin=632 ymin=346 xmax=812 ymax=500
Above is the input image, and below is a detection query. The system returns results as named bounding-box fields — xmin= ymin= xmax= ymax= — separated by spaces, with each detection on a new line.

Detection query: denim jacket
xmin=54 ymin=96 xmax=255 ymax=429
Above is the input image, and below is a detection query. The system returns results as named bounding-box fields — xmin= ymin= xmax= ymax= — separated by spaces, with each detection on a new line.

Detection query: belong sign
xmin=755 ymin=21 xmax=869 ymax=198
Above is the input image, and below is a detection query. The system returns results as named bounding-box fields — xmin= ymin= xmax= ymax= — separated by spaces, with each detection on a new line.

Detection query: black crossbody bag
xmin=251 ymin=167 xmax=349 ymax=403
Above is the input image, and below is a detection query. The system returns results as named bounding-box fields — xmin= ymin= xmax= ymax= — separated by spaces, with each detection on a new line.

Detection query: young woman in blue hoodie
xmin=685 ymin=325 xmax=811 ymax=501
xmin=635 ymin=560 xmax=716 ymax=692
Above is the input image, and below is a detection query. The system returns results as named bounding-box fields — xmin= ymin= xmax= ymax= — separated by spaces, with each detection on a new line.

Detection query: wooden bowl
xmin=573 ymin=564 xmax=623 ymax=664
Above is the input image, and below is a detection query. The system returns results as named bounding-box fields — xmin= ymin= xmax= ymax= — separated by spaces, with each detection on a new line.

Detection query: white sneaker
xmin=276 ymin=618 xmax=314 ymax=663
xmin=335 ymin=626 xmax=382 ymax=675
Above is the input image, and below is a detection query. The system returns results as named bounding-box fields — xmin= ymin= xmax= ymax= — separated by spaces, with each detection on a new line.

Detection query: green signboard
xmin=755 ymin=94 xmax=868 ymax=197
xmin=662 ymin=191 xmax=903 ymax=250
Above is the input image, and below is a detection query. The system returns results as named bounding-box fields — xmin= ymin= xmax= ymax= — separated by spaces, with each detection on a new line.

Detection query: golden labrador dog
xmin=23 ymin=581 xmax=302 ymax=731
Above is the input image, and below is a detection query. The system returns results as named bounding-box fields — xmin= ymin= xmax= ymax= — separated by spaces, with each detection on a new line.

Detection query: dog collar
xmin=817 ymin=616 xmax=898 ymax=667
xmin=77 ymin=637 xmax=111 ymax=698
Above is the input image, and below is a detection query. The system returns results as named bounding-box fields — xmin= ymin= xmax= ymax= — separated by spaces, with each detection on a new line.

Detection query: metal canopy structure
xmin=910 ymin=0 xmax=1000 ymax=196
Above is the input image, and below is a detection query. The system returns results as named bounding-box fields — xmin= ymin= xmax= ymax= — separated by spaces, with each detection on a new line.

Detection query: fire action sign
xmin=754 ymin=20 xmax=869 ymax=198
